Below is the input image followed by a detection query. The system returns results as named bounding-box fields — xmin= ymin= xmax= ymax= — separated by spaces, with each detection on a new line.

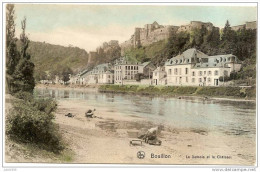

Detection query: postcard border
xmin=1 ymin=0 xmax=259 ymax=169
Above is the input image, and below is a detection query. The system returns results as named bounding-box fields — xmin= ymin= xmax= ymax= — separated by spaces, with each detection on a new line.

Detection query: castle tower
xmin=134 ymin=28 xmax=141 ymax=48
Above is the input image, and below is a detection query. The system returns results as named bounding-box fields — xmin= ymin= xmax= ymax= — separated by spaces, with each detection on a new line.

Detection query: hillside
xmin=17 ymin=41 xmax=89 ymax=80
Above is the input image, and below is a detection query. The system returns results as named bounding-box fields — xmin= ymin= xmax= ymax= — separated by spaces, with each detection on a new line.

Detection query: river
xmin=35 ymin=87 xmax=256 ymax=138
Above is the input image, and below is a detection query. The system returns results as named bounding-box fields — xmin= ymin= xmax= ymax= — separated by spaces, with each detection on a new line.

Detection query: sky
xmin=12 ymin=4 xmax=257 ymax=52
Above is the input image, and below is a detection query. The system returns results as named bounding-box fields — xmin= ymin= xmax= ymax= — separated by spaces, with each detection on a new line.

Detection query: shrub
xmin=6 ymin=92 xmax=64 ymax=153
xmin=245 ymin=86 xmax=256 ymax=98
xmin=174 ymin=86 xmax=198 ymax=94
xmin=196 ymin=87 xmax=244 ymax=97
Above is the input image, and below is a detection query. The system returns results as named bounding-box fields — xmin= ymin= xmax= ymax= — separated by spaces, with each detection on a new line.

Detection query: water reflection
xmin=34 ymin=88 xmax=256 ymax=137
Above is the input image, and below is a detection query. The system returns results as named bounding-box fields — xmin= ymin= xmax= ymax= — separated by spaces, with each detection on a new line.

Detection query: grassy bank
xmin=5 ymin=92 xmax=74 ymax=162
xmin=99 ymin=85 xmax=256 ymax=99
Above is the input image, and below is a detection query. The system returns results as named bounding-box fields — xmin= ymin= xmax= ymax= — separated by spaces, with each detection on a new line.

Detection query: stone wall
xmin=231 ymin=21 xmax=256 ymax=31
xmin=87 ymin=51 xmax=97 ymax=66
xmin=246 ymin=21 xmax=257 ymax=30
xmin=231 ymin=24 xmax=245 ymax=31
xmin=177 ymin=21 xmax=213 ymax=32
xmin=120 ymin=21 xmax=179 ymax=54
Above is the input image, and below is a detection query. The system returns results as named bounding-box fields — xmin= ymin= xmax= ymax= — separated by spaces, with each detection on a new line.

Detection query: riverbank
xmin=52 ymin=98 xmax=256 ymax=164
xmin=5 ymin=90 xmax=256 ymax=165
xmin=99 ymin=85 xmax=256 ymax=101
xmin=36 ymin=84 xmax=256 ymax=102
xmin=5 ymin=94 xmax=74 ymax=163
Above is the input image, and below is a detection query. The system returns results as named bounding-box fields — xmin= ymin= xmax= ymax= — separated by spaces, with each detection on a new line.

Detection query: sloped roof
xmin=165 ymin=48 xmax=208 ymax=65
xmin=140 ymin=61 xmax=150 ymax=67
xmin=175 ymin=48 xmax=208 ymax=59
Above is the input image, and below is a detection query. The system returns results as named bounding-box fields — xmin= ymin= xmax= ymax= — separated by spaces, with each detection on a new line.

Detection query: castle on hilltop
xmin=120 ymin=21 xmax=216 ymax=54
xmin=177 ymin=21 xmax=214 ymax=32
xmin=231 ymin=21 xmax=257 ymax=31
xmin=96 ymin=40 xmax=119 ymax=53
xmin=120 ymin=21 xmax=178 ymax=51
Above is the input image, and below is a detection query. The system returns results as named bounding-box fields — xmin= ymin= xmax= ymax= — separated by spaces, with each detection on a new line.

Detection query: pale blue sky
xmin=13 ymin=4 xmax=257 ymax=51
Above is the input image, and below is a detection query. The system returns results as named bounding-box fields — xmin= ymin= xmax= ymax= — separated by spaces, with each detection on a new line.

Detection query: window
xmin=185 ymin=68 xmax=188 ymax=75
xmin=125 ymin=66 xmax=127 ymax=70
xmin=208 ymin=78 xmax=211 ymax=82
xmin=192 ymin=71 xmax=195 ymax=76
xmin=214 ymin=70 xmax=219 ymax=76
xmin=131 ymin=66 xmax=133 ymax=70
xmin=199 ymin=78 xmax=202 ymax=82
xmin=199 ymin=71 xmax=202 ymax=76
xmin=192 ymin=78 xmax=195 ymax=83
xmin=204 ymin=71 xmax=206 ymax=75
xmin=174 ymin=68 xmax=178 ymax=75
xmin=208 ymin=71 xmax=212 ymax=75
xmin=224 ymin=70 xmax=228 ymax=76
xmin=168 ymin=69 xmax=172 ymax=75
xmin=137 ymin=66 xmax=139 ymax=70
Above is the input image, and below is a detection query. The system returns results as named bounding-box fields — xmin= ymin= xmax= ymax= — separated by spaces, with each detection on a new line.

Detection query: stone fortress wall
xmin=231 ymin=21 xmax=256 ymax=31
xmin=120 ymin=21 xmax=215 ymax=54
xmin=96 ymin=40 xmax=119 ymax=53
xmin=177 ymin=21 xmax=214 ymax=32
xmin=120 ymin=21 xmax=179 ymax=52
xmin=121 ymin=20 xmax=257 ymax=54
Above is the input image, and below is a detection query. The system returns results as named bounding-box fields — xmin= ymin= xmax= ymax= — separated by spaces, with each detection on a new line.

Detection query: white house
xmin=163 ymin=48 xmax=241 ymax=86
xmin=75 ymin=63 xmax=114 ymax=85
xmin=152 ymin=66 xmax=167 ymax=85
xmin=97 ymin=71 xmax=114 ymax=84
xmin=114 ymin=56 xmax=153 ymax=85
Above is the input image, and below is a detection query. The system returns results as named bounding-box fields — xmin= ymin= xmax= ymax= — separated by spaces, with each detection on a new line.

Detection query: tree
xmin=12 ymin=17 xmax=35 ymax=93
xmin=6 ymin=4 xmax=19 ymax=93
xmin=60 ymin=66 xmax=73 ymax=84
xmin=221 ymin=20 xmax=236 ymax=43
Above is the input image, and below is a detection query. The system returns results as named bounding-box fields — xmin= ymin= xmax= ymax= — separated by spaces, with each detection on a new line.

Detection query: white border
xmin=0 ymin=0 xmax=259 ymax=171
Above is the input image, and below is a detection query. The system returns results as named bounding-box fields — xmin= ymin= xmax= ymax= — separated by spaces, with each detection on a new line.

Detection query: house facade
xmin=114 ymin=57 xmax=151 ymax=85
xmin=152 ymin=66 xmax=167 ymax=85
xmin=163 ymin=48 xmax=241 ymax=86
xmin=72 ymin=63 xmax=114 ymax=85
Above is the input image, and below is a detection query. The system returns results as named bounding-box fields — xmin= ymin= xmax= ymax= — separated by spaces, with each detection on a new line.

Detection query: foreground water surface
xmin=35 ymin=88 xmax=256 ymax=138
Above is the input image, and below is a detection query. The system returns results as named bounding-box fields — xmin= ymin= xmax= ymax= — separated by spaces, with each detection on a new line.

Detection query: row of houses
xmin=157 ymin=48 xmax=241 ymax=86
xmin=70 ymin=48 xmax=242 ymax=87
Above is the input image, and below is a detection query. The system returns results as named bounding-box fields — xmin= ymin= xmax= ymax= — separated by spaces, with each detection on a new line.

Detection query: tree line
xmin=164 ymin=20 xmax=256 ymax=62
xmin=6 ymin=4 xmax=35 ymax=94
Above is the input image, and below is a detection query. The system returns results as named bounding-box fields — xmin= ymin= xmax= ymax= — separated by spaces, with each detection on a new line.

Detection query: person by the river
xmin=142 ymin=126 xmax=163 ymax=145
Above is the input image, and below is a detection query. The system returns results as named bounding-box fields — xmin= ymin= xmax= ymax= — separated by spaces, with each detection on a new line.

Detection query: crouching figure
xmin=143 ymin=126 xmax=163 ymax=145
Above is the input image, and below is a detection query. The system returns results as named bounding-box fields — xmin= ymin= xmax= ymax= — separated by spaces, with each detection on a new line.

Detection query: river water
xmin=35 ymin=87 xmax=256 ymax=138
